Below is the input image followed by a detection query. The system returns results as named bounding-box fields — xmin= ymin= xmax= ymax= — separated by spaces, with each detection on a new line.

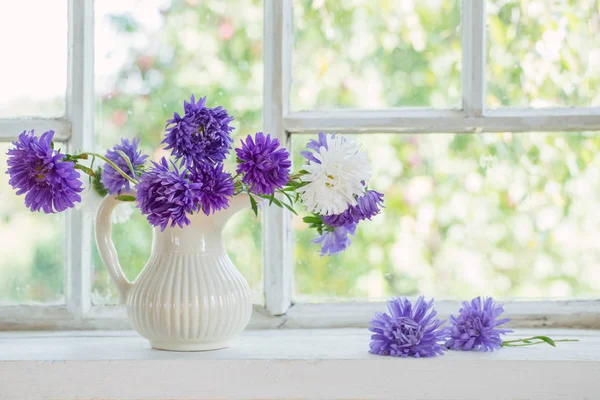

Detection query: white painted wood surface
xmin=262 ymin=0 xmax=294 ymax=316
xmin=461 ymin=0 xmax=485 ymax=117
xmin=1 ymin=329 xmax=598 ymax=400
xmin=65 ymin=0 xmax=94 ymax=319
xmin=0 ymin=118 xmax=71 ymax=141
xmin=2 ymin=299 xmax=599 ymax=331
xmin=284 ymin=107 xmax=600 ymax=134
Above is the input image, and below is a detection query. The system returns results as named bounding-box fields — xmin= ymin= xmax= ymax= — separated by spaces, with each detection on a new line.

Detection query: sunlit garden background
xmin=1 ymin=0 xmax=599 ymax=304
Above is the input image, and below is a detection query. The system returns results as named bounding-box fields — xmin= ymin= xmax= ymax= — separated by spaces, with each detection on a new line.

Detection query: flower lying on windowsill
xmin=5 ymin=95 xmax=384 ymax=256
xmin=369 ymin=296 xmax=578 ymax=358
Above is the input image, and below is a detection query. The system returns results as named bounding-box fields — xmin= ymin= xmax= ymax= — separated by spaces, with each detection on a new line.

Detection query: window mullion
xmin=462 ymin=0 xmax=486 ymax=117
xmin=65 ymin=0 xmax=94 ymax=318
xmin=263 ymin=0 xmax=294 ymax=316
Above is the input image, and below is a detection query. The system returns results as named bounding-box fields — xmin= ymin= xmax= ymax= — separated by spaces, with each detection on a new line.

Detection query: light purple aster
xmin=445 ymin=297 xmax=512 ymax=352
xmin=235 ymin=132 xmax=291 ymax=195
xmin=136 ymin=157 xmax=200 ymax=231
xmin=6 ymin=130 xmax=83 ymax=213
xmin=189 ymin=162 xmax=234 ymax=215
xmin=369 ymin=296 xmax=447 ymax=358
xmin=299 ymin=131 xmax=331 ymax=164
xmin=163 ymin=95 xmax=234 ymax=167
xmin=101 ymin=138 xmax=148 ymax=195
xmin=312 ymin=222 xmax=357 ymax=256
xmin=322 ymin=190 xmax=384 ymax=227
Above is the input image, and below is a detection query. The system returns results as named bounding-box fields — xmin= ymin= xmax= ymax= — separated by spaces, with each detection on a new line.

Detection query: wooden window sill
xmin=1 ymin=328 xmax=599 ymax=399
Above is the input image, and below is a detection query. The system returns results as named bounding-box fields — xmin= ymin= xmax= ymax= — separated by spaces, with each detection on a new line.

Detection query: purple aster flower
xmin=6 ymin=130 xmax=83 ymax=213
xmin=445 ymin=297 xmax=512 ymax=352
xmin=136 ymin=157 xmax=200 ymax=231
xmin=163 ymin=95 xmax=234 ymax=167
xmin=369 ymin=296 xmax=447 ymax=358
xmin=189 ymin=162 xmax=234 ymax=215
xmin=312 ymin=222 xmax=357 ymax=256
xmin=322 ymin=190 xmax=384 ymax=227
xmin=235 ymin=132 xmax=291 ymax=195
xmin=300 ymin=132 xmax=329 ymax=164
xmin=101 ymin=138 xmax=148 ymax=195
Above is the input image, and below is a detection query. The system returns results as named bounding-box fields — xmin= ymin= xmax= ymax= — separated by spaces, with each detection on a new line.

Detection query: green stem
xmin=501 ymin=338 xmax=579 ymax=347
xmin=502 ymin=340 xmax=579 ymax=347
xmin=83 ymin=152 xmax=139 ymax=186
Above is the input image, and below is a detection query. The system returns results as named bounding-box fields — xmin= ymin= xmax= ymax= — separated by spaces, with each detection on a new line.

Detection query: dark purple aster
xmin=136 ymin=157 xmax=200 ymax=231
xmin=235 ymin=132 xmax=291 ymax=195
xmin=300 ymin=132 xmax=329 ymax=164
xmin=101 ymin=138 xmax=148 ymax=195
xmin=369 ymin=296 xmax=447 ymax=358
xmin=6 ymin=130 xmax=82 ymax=213
xmin=163 ymin=95 xmax=234 ymax=167
xmin=312 ymin=222 xmax=357 ymax=256
xmin=189 ymin=162 xmax=234 ymax=215
xmin=445 ymin=297 xmax=512 ymax=352
xmin=322 ymin=190 xmax=384 ymax=227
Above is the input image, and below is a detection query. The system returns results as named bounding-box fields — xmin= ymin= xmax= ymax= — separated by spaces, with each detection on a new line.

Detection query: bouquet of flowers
xmin=6 ymin=95 xmax=384 ymax=256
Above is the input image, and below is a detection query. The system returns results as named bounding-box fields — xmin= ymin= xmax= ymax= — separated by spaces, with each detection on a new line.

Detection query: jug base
xmin=150 ymin=340 xmax=230 ymax=352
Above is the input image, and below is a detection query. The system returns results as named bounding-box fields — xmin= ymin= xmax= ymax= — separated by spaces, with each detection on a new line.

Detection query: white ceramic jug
xmin=95 ymin=192 xmax=253 ymax=351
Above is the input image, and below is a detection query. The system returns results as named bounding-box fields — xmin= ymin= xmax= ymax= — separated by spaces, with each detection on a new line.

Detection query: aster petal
xmin=6 ymin=130 xmax=83 ymax=213
xmin=299 ymin=133 xmax=371 ymax=216
xmin=163 ymin=95 xmax=234 ymax=167
xmin=369 ymin=297 xmax=446 ymax=358
xmin=445 ymin=296 xmax=511 ymax=352
xmin=235 ymin=132 xmax=291 ymax=195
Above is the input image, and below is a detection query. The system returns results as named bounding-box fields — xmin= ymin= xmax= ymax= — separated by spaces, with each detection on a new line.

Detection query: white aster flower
xmin=77 ymin=184 xmax=134 ymax=224
xmin=299 ymin=133 xmax=372 ymax=215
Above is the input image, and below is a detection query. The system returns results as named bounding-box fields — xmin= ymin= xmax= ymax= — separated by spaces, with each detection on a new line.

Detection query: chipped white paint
xmin=263 ymin=0 xmax=294 ymax=316
xmin=2 ymin=300 xmax=599 ymax=331
xmin=0 ymin=118 xmax=71 ymax=141
xmin=462 ymin=0 xmax=485 ymax=117
xmin=65 ymin=0 xmax=95 ymax=319
xmin=0 ymin=329 xmax=599 ymax=399
xmin=284 ymin=107 xmax=600 ymax=134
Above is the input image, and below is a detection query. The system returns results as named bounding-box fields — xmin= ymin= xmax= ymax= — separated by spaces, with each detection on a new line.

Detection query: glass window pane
xmin=0 ymin=143 xmax=65 ymax=304
xmin=292 ymin=0 xmax=461 ymax=110
xmin=92 ymin=0 xmax=264 ymax=305
xmin=0 ymin=1 xmax=67 ymax=117
xmin=293 ymin=132 xmax=600 ymax=302
xmin=487 ymin=0 xmax=600 ymax=107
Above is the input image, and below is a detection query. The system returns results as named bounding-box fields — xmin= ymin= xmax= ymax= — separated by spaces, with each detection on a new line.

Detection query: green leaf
xmin=92 ymin=168 xmax=109 ymax=197
xmin=282 ymin=202 xmax=298 ymax=215
xmin=532 ymin=336 xmax=556 ymax=347
xmin=271 ymin=197 xmax=283 ymax=207
xmin=249 ymin=194 xmax=259 ymax=217
xmin=74 ymin=164 xmax=96 ymax=177
xmin=293 ymin=181 xmax=310 ymax=189
xmin=116 ymin=150 xmax=135 ymax=176
xmin=279 ymin=189 xmax=295 ymax=206
xmin=115 ymin=195 xmax=136 ymax=202
xmin=303 ymin=216 xmax=321 ymax=224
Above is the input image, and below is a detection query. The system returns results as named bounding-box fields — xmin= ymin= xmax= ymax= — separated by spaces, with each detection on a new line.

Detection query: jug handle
xmin=94 ymin=191 xmax=135 ymax=304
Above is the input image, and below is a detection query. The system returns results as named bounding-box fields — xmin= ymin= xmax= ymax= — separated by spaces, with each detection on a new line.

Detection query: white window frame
xmin=1 ymin=0 xmax=599 ymax=330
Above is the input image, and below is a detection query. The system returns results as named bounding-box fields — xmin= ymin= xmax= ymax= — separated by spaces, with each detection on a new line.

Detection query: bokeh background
xmin=1 ymin=0 xmax=599 ymax=304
